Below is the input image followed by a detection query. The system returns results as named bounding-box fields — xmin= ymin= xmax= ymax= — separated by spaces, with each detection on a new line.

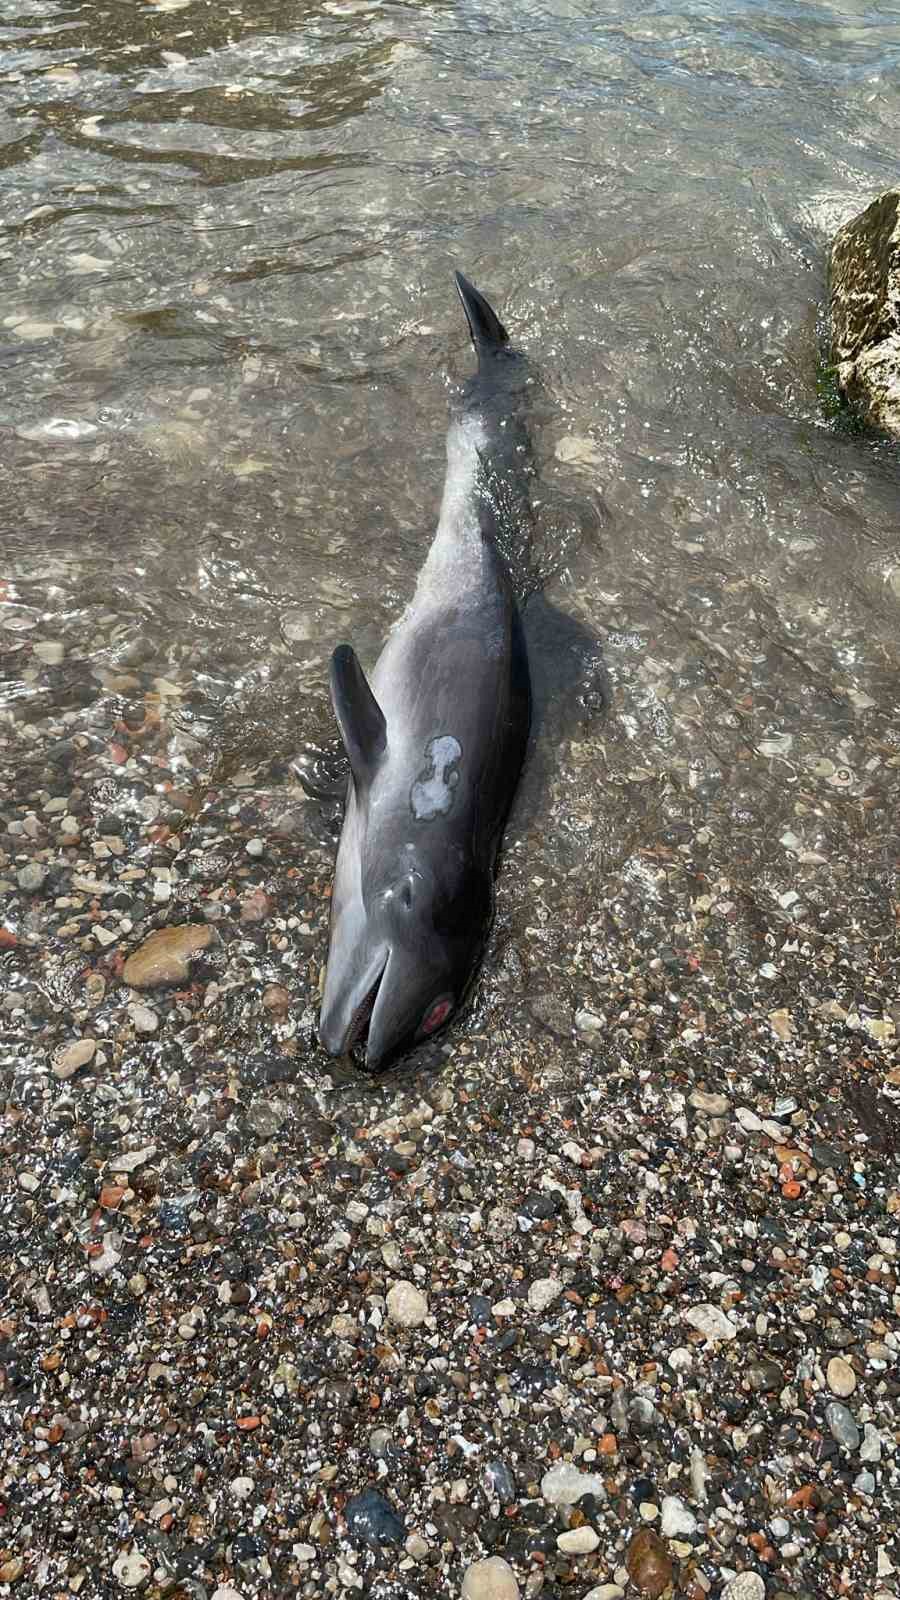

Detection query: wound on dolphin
xmin=318 ymin=272 xmax=534 ymax=1071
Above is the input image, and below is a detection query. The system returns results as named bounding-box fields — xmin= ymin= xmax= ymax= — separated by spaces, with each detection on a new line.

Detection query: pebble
xmin=625 ymin=1528 xmax=672 ymax=1597
xmin=660 ymin=1494 xmax=697 ymax=1537
xmin=344 ymin=1488 xmax=404 ymax=1547
xmin=747 ymin=1357 xmax=783 ymax=1392
xmin=33 ymin=640 xmax=65 ymax=665
xmin=860 ymin=1422 xmax=882 ymax=1461
xmin=123 ymin=923 xmax=213 ymax=987
xmin=245 ymin=837 xmax=265 ymax=856
xmin=17 ymin=862 xmax=47 ymax=892
xmin=386 ymin=1279 xmax=428 ymax=1327
xmin=722 ymin=1575 xmax=765 ymax=1600
xmin=246 ymin=1097 xmax=287 ymax=1138
xmin=128 ymin=1003 xmax=159 ymax=1034
xmin=52 ymin=1038 xmax=96 ymax=1079
xmin=557 ymin=1525 xmax=600 ymax=1554
xmin=405 ymin=1532 xmax=429 ymax=1561
xmin=230 ymin=1477 xmax=255 ymax=1500
xmin=827 ymin=1355 xmax=857 ymax=1396
xmin=684 ymin=1303 xmax=738 ymax=1342
xmin=484 ymin=1459 xmax=517 ymax=1504
xmin=668 ymin=1345 xmax=693 ymax=1373
xmin=541 ymin=1460 xmax=607 ymax=1506
xmin=461 ymin=1556 xmax=520 ymax=1600
xmin=0 ymin=1560 xmax=24 ymax=1584
xmin=112 ymin=1548 xmax=151 ymax=1589
xmin=826 ymin=1401 xmax=861 ymax=1451
xmin=574 ymin=1007 xmax=604 ymax=1036
xmin=690 ymin=1089 xmax=730 ymax=1115
xmin=583 ymin=1589 xmax=625 ymax=1600
xmin=528 ymin=1276 xmax=564 ymax=1312
xmin=211 ymin=1587 xmax=244 ymax=1600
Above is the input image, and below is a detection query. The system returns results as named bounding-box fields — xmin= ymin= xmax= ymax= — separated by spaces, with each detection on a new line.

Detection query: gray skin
xmin=318 ymin=273 xmax=534 ymax=1070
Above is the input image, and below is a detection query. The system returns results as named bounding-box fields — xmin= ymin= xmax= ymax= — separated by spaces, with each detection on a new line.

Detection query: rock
xmin=17 ymin=862 xmax=46 ymax=892
xmin=583 ymin=1589 xmax=625 ymax=1600
xmin=246 ymin=1097 xmax=287 ymax=1138
xmin=574 ymin=1007 xmax=604 ymax=1038
xmin=128 ymin=1003 xmax=158 ymax=1035
xmin=461 ymin=1556 xmax=520 ymax=1600
xmin=827 ymin=1355 xmax=857 ymax=1396
xmin=826 ymin=1401 xmax=860 ymax=1451
xmin=557 ymin=1526 xmax=599 ymax=1554
xmin=684 ymin=1303 xmax=738 ymax=1342
xmin=722 ymin=1575 xmax=765 ymax=1600
xmin=484 ymin=1460 xmax=517 ymax=1504
xmin=345 ymin=1488 xmax=405 ymax=1547
xmin=860 ymin=1423 xmax=883 ymax=1462
xmin=625 ymin=1528 xmax=672 ymax=1597
xmin=0 ymin=1558 xmax=24 ymax=1583
xmin=240 ymin=886 xmax=271 ymax=922
xmin=261 ymin=983 xmax=290 ymax=1017
xmin=33 ymin=640 xmax=65 ymax=665
xmin=746 ymin=1357 xmax=783 ymax=1392
xmin=690 ymin=1089 xmax=730 ymax=1115
xmin=528 ymin=1276 xmax=564 ymax=1312
xmin=386 ymin=1279 xmax=428 ymax=1327
xmin=52 ymin=1038 xmax=96 ymax=1079
xmin=541 ymin=1461 xmax=607 ymax=1506
xmin=830 ymin=190 xmax=900 ymax=434
xmin=212 ymin=1588 xmax=245 ymax=1600
xmin=246 ymin=837 xmax=265 ymax=856
xmin=112 ymin=1548 xmax=151 ymax=1589
xmin=660 ymin=1494 xmax=697 ymax=1537
xmin=123 ymin=924 xmax=213 ymax=988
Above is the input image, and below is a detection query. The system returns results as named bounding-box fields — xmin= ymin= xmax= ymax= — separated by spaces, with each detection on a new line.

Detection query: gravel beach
xmin=1 ymin=647 xmax=898 ymax=1600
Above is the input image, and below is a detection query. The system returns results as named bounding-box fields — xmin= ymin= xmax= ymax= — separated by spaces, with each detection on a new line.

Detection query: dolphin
xmin=318 ymin=272 xmax=534 ymax=1070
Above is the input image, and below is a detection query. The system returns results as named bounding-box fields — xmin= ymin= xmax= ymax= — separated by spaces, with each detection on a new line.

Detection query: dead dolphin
xmin=318 ymin=272 xmax=534 ymax=1069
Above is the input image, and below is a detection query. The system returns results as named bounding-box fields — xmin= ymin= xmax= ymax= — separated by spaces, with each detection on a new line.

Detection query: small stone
xmin=386 ymin=1280 xmax=428 ymax=1327
xmin=345 ymin=1488 xmax=405 ymax=1547
xmin=0 ymin=1560 xmax=25 ymax=1585
xmin=722 ymin=1575 xmax=766 ymax=1600
xmin=128 ymin=1003 xmax=158 ymax=1034
xmin=246 ymin=837 xmax=265 ymax=856
xmin=528 ymin=1276 xmax=564 ymax=1312
xmin=230 ymin=1477 xmax=254 ymax=1500
xmin=109 ymin=1145 xmax=156 ymax=1173
xmin=575 ymin=1007 xmax=604 ymax=1037
xmin=826 ymin=1401 xmax=861 ymax=1451
xmin=405 ymin=1532 xmax=429 ymax=1561
xmin=112 ymin=1548 xmax=151 ymax=1589
xmin=211 ymin=1587 xmax=244 ymax=1600
xmin=53 ymin=1038 xmax=96 ymax=1079
xmin=583 ymin=1589 xmax=625 ymax=1600
xmin=541 ymin=1461 xmax=607 ymax=1507
xmin=557 ymin=1526 xmax=599 ymax=1554
xmin=827 ymin=1355 xmax=857 ymax=1396
xmin=17 ymin=862 xmax=46 ymax=892
xmin=33 ymin=639 xmax=66 ymax=665
xmin=660 ymin=1495 xmax=697 ymax=1537
xmin=860 ymin=1423 xmax=883 ymax=1462
xmin=747 ymin=1357 xmax=783 ymax=1392
xmin=689 ymin=1089 xmax=730 ymax=1115
xmin=668 ymin=1346 xmax=693 ymax=1373
xmin=123 ymin=923 xmax=213 ymax=988
xmin=461 ymin=1556 xmax=520 ymax=1600
xmin=484 ymin=1460 xmax=517 ymax=1505
xmin=262 ymin=983 xmax=290 ymax=1017
xmin=246 ymin=1097 xmax=287 ymax=1139
xmin=684 ymin=1303 xmax=737 ymax=1342
xmin=240 ymin=886 xmax=271 ymax=922
xmin=625 ymin=1528 xmax=672 ymax=1597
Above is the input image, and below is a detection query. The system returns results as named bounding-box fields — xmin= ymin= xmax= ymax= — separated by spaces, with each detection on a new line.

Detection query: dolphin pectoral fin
xmin=328 ymin=643 xmax=387 ymax=792
xmin=454 ymin=271 xmax=509 ymax=355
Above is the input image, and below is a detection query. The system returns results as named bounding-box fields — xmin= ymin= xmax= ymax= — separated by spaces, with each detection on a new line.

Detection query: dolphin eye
xmin=419 ymin=996 xmax=453 ymax=1036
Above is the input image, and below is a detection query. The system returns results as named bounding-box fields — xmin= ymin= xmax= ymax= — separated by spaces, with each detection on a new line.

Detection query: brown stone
xmin=626 ymin=1527 xmax=673 ymax=1597
xmin=123 ymin=924 xmax=213 ymax=989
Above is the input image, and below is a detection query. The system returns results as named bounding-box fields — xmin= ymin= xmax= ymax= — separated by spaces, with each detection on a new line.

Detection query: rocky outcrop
xmin=829 ymin=188 xmax=900 ymax=435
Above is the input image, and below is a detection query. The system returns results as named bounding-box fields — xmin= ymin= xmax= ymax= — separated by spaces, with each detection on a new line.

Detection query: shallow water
xmin=2 ymin=0 xmax=900 ymax=1066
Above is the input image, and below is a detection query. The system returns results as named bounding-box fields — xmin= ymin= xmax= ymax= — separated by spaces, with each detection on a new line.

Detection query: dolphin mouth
xmin=344 ymin=950 xmax=389 ymax=1053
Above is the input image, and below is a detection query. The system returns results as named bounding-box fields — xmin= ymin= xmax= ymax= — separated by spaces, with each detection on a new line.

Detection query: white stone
xmin=230 ymin=1476 xmax=254 ymax=1500
xmin=557 ymin=1526 xmax=599 ymax=1554
xmin=528 ymin=1277 xmax=563 ymax=1313
xmin=541 ymin=1461 xmax=606 ymax=1507
xmin=660 ymin=1495 xmax=697 ymax=1537
xmin=583 ymin=1588 xmax=625 ymax=1600
xmin=690 ymin=1090 xmax=730 ymax=1115
xmin=112 ymin=1549 xmax=151 ymax=1589
xmin=860 ymin=1423 xmax=883 ymax=1462
xmin=33 ymin=640 xmax=65 ymax=665
xmin=110 ymin=1146 xmax=157 ymax=1173
xmin=386 ymin=1280 xmax=428 ymax=1328
xmin=212 ymin=1588 xmax=244 ymax=1600
xmin=461 ymin=1555 xmax=520 ymax=1600
xmin=722 ymin=1575 xmax=766 ymax=1600
xmin=684 ymin=1303 xmax=737 ymax=1342
xmin=668 ymin=1346 xmax=693 ymax=1373
xmin=128 ymin=1003 xmax=158 ymax=1035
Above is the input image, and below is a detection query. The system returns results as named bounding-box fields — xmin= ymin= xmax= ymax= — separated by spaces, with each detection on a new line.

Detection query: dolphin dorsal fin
xmin=329 ymin=643 xmax=387 ymax=791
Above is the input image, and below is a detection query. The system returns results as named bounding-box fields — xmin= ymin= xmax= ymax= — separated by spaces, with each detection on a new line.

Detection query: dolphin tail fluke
xmin=455 ymin=271 xmax=509 ymax=357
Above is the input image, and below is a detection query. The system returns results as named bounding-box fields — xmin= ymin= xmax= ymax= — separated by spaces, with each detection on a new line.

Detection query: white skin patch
xmin=410 ymin=735 xmax=462 ymax=820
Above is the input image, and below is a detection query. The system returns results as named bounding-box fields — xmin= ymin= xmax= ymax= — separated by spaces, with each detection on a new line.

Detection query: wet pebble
xmin=52 ymin=1038 xmax=96 ymax=1079
xmin=826 ymin=1401 xmax=860 ymax=1451
xmin=625 ymin=1528 xmax=672 ymax=1597
xmin=541 ymin=1460 xmax=607 ymax=1506
xmin=386 ymin=1279 xmax=428 ymax=1327
xmin=684 ymin=1303 xmax=737 ymax=1342
xmin=557 ymin=1525 xmax=599 ymax=1553
xmin=128 ymin=1002 xmax=158 ymax=1034
xmin=747 ymin=1357 xmax=783 ymax=1392
xmin=528 ymin=1276 xmax=563 ymax=1312
xmin=345 ymin=1488 xmax=405 ymax=1547
xmin=246 ymin=1097 xmax=287 ymax=1138
xmin=112 ymin=1548 xmax=151 ymax=1589
xmin=123 ymin=923 xmax=213 ymax=988
xmin=660 ymin=1494 xmax=697 ymax=1537
xmin=722 ymin=1575 xmax=765 ymax=1600
xmin=461 ymin=1556 xmax=520 ymax=1600
xmin=17 ymin=862 xmax=47 ymax=892
xmin=484 ymin=1459 xmax=517 ymax=1504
